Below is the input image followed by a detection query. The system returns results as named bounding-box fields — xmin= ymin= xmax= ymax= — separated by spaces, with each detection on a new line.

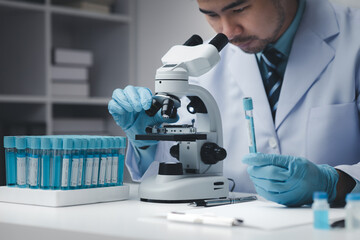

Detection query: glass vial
xmin=70 ymin=138 xmax=81 ymax=189
xmin=15 ymin=137 xmax=27 ymax=188
xmin=98 ymin=138 xmax=108 ymax=187
xmin=28 ymin=137 xmax=41 ymax=189
xmin=61 ymin=138 xmax=73 ymax=190
xmin=345 ymin=193 xmax=360 ymax=230
xmin=91 ymin=138 xmax=101 ymax=188
xmin=50 ymin=137 xmax=63 ymax=190
xmin=84 ymin=138 xmax=95 ymax=188
xmin=117 ymin=137 xmax=126 ymax=186
xmin=4 ymin=136 xmax=16 ymax=187
xmin=312 ymin=192 xmax=330 ymax=230
xmin=40 ymin=138 xmax=52 ymax=189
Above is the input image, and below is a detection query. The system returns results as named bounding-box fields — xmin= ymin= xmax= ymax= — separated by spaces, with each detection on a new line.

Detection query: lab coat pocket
xmin=306 ymin=102 xmax=360 ymax=166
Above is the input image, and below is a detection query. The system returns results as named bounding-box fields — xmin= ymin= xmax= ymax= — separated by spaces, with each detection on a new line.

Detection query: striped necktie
xmin=261 ymin=47 xmax=285 ymax=120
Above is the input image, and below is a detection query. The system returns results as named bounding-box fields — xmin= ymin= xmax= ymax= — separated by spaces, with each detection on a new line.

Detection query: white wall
xmin=135 ymin=0 xmax=359 ymax=90
xmin=135 ymin=0 xmax=214 ymax=90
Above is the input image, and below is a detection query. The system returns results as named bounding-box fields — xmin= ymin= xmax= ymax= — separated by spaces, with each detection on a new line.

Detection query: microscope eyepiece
xmin=209 ymin=33 xmax=229 ymax=52
xmin=183 ymin=34 xmax=203 ymax=46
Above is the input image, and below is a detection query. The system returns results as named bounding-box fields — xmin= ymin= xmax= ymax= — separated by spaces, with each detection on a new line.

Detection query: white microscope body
xmin=137 ymin=34 xmax=230 ymax=202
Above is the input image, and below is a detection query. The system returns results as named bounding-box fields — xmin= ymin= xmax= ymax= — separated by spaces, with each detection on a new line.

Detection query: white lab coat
xmin=126 ymin=0 xmax=360 ymax=193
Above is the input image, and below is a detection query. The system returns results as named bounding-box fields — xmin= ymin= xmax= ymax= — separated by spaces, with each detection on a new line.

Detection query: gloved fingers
xmin=253 ymin=184 xmax=302 ymax=206
xmin=123 ymin=85 xmax=144 ymax=112
xmin=108 ymin=99 xmax=128 ymax=116
xmin=135 ymin=87 xmax=153 ymax=110
xmin=247 ymin=165 xmax=290 ymax=181
xmin=242 ymin=153 xmax=291 ymax=169
xmin=112 ymin=88 xmax=135 ymax=113
xmin=249 ymin=175 xmax=294 ymax=193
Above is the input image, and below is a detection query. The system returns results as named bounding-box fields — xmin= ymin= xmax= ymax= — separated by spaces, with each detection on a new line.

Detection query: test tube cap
xmin=114 ymin=137 xmax=121 ymax=149
xmin=52 ymin=138 xmax=63 ymax=150
xmin=120 ymin=137 xmax=127 ymax=148
xmin=243 ymin=97 xmax=253 ymax=111
xmin=81 ymin=138 xmax=88 ymax=149
xmin=108 ymin=137 xmax=114 ymax=149
xmin=31 ymin=137 xmax=41 ymax=149
xmin=63 ymin=138 xmax=74 ymax=150
xmin=74 ymin=138 xmax=82 ymax=149
xmin=88 ymin=138 xmax=96 ymax=149
xmin=15 ymin=137 xmax=27 ymax=150
xmin=3 ymin=136 xmax=15 ymax=148
xmin=95 ymin=138 xmax=102 ymax=149
xmin=313 ymin=192 xmax=328 ymax=200
xmin=346 ymin=193 xmax=360 ymax=201
xmin=41 ymin=138 xmax=51 ymax=150
xmin=101 ymin=138 xmax=109 ymax=149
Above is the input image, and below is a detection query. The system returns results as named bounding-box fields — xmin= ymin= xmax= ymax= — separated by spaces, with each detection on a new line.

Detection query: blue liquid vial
xmin=28 ymin=137 xmax=41 ymax=189
xmin=105 ymin=138 xmax=113 ymax=186
xmin=50 ymin=138 xmax=63 ymax=190
xmin=98 ymin=138 xmax=108 ymax=187
xmin=77 ymin=138 xmax=87 ymax=188
xmin=111 ymin=137 xmax=120 ymax=186
xmin=15 ymin=137 xmax=27 ymax=188
xmin=117 ymin=137 xmax=126 ymax=186
xmin=61 ymin=138 xmax=73 ymax=190
xmin=40 ymin=138 xmax=52 ymax=189
xmin=84 ymin=138 xmax=95 ymax=188
xmin=312 ymin=192 xmax=330 ymax=230
xmin=70 ymin=138 xmax=81 ymax=189
xmin=4 ymin=136 xmax=16 ymax=187
xmin=91 ymin=138 xmax=101 ymax=187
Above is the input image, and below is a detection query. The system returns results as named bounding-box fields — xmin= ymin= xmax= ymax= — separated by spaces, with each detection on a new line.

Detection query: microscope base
xmin=139 ymin=175 xmax=229 ymax=203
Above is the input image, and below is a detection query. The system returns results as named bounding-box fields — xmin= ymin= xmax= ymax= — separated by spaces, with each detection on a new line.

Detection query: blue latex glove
xmin=242 ymin=153 xmax=339 ymax=207
xmin=108 ymin=85 xmax=178 ymax=148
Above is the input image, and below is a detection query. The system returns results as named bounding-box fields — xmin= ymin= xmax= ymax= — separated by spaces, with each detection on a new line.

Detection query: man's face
xmin=197 ymin=0 xmax=287 ymax=53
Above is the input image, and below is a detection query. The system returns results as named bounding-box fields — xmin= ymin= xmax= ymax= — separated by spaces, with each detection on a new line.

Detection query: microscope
xmin=136 ymin=34 xmax=229 ymax=203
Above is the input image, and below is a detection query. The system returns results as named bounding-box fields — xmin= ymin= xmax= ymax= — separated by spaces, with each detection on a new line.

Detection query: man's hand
xmin=242 ymin=153 xmax=339 ymax=207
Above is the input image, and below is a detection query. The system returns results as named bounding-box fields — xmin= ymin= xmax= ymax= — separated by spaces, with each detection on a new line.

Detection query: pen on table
xmin=189 ymin=196 xmax=257 ymax=207
xmin=167 ymin=211 xmax=243 ymax=227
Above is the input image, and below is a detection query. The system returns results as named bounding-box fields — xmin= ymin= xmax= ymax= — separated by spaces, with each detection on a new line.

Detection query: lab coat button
xmin=268 ymin=138 xmax=278 ymax=149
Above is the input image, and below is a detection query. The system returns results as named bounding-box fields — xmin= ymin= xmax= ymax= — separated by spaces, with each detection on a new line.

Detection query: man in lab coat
xmin=108 ymin=0 xmax=360 ymax=206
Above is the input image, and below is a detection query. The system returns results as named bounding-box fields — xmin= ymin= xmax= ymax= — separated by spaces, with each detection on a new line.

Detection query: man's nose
xmin=221 ymin=17 xmax=242 ymax=40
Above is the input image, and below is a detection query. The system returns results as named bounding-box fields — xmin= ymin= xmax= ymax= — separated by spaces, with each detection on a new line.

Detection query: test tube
xmin=111 ymin=137 xmax=120 ymax=186
xmin=84 ymin=138 xmax=95 ymax=188
xmin=98 ymin=138 xmax=108 ymax=187
xmin=117 ymin=137 xmax=126 ymax=186
xmin=50 ymin=137 xmax=63 ymax=190
xmin=70 ymin=138 xmax=81 ymax=189
xmin=4 ymin=136 xmax=16 ymax=187
xmin=77 ymin=138 xmax=87 ymax=188
xmin=26 ymin=137 xmax=32 ymax=186
xmin=40 ymin=137 xmax=52 ymax=189
xmin=28 ymin=137 xmax=41 ymax=189
xmin=61 ymin=138 xmax=73 ymax=190
xmin=15 ymin=137 xmax=27 ymax=188
xmin=105 ymin=137 xmax=113 ymax=186
xmin=91 ymin=137 xmax=101 ymax=187
xmin=243 ymin=97 xmax=257 ymax=153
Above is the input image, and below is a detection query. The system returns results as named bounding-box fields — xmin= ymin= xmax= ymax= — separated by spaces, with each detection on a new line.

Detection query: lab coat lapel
xmin=228 ymin=45 xmax=276 ymax=134
xmin=275 ymin=0 xmax=338 ymax=130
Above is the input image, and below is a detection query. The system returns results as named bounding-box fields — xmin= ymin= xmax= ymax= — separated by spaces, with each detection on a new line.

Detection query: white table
xmin=0 ymin=184 xmax=358 ymax=240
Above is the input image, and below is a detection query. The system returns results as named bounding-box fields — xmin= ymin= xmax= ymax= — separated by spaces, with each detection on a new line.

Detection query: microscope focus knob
xmin=200 ymin=142 xmax=227 ymax=165
xmin=158 ymin=162 xmax=183 ymax=175
xmin=170 ymin=144 xmax=180 ymax=160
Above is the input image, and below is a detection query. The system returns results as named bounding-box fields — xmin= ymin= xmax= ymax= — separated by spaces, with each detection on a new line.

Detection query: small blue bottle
xmin=105 ymin=137 xmax=114 ymax=186
xmin=15 ymin=137 xmax=27 ymax=188
xmin=312 ymin=192 xmax=330 ymax=230
xmin=111 ymin=137 xmax=120 ymax=186
xmin=61 ymin=138 xmax=73 ymax=190
xmin=50 ymin=137 xmax=63 ymax=190
xmin=70 ymin=138 xmax=81 ymax=189
xmin=84 ymin=138 xmax=95 ymax=188
xmin=98 ymin=138 xmax=108 ymax=187
xmin=77 ymin=138 xmax=87 ymax=188
xmin=28 ymin=137 xmax=41 ymax=189
xmin=40 ymin=138 xmax=52 ymax=189
xmin=4 ymin=136 xmax=16 ymax=187
xmin=117 ymin=137 xmax=126 ymax=186
xmin=91 ymin=138 xmax=101 ymax=187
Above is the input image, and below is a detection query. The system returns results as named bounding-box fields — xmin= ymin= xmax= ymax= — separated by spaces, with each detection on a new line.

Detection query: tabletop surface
xmin=0 ymin=183 xmax=359 ymax=240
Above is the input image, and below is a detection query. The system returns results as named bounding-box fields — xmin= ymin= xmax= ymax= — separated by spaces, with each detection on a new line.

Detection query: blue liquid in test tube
xmin=40 ymin=138 xmax=51 ymax=189
xmin=15 ymin=137 xmax=27 ymax=188
xmin=98 ymin=138 xmax=108 ymax=187
xmin=4 ymin=136 xmax=16 ymax=187
xmin=105 ymin=137 xmax=113 ymax=186
xmin=117 ymin=137 xmax=126 ymax=186
xmin=70 ymin=138 xmax=81 ymax=189
xmin=61 ymin=138 xmax=73 ymax=190
xmin=50 ymin=137 xmax=63 ymax=189
xmin=243 ymin=97 xmax=257 ymax=153
xmin=29 ymin=137 xmax=41 ymax=189
xmin=91 ymin=138 xmax=101 ymax=187
xmin=111 ymin=137 xmax=120 ymax=186
xmin=77 ymin=138 xmax=87 ymax=188
xmin=84 ymin=138 xmax=95 ymax=188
